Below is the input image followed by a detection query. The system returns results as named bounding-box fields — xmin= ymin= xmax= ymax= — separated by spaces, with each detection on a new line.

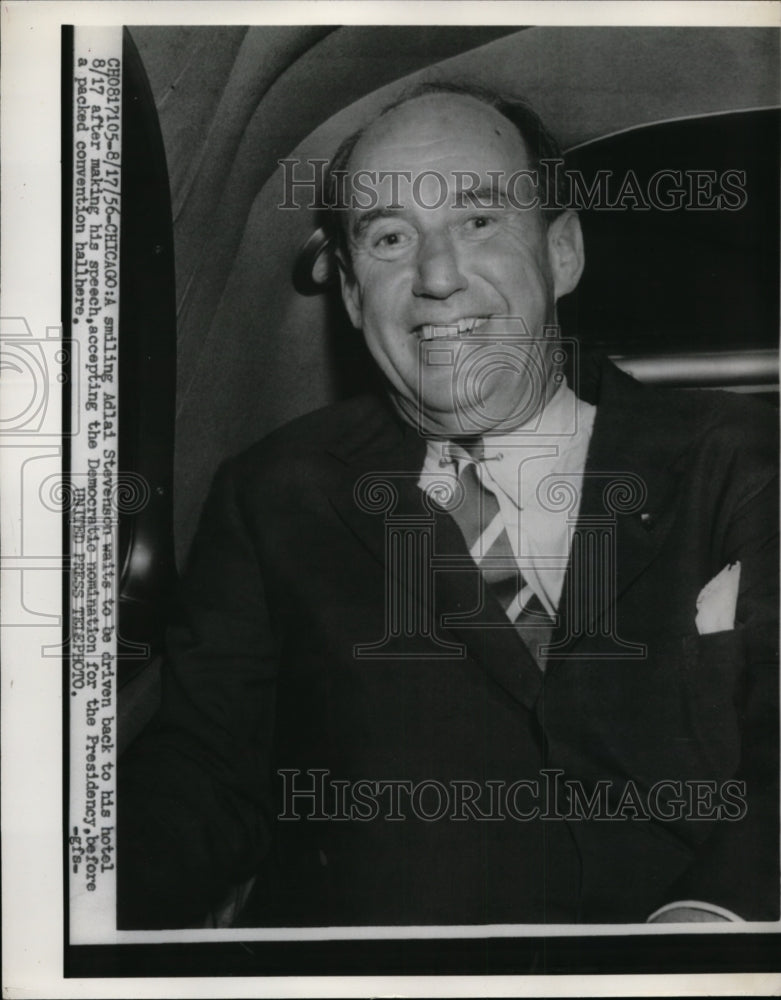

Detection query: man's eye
xmin=368 ymin=228 xmax=414 ymax=259
xmin=463 ymin=214 xmax=497 ymax=235
xmin=375 ymin=231 xmax=406 ymax=248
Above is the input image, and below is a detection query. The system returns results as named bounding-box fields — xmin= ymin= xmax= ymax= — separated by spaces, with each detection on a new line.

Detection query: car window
xmin=560 ymin=109 xmax=779 ymax=358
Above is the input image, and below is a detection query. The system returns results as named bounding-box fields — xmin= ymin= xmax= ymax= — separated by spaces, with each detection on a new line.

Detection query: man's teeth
xmin=420 ymin=317 xmax=489 ymax=339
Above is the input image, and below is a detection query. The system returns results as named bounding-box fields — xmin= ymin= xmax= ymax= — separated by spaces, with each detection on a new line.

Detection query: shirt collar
xmin=429 ymin=382 xmax=582 ymax=463
xmin=426 ymin=381 xmax=595 ymax=508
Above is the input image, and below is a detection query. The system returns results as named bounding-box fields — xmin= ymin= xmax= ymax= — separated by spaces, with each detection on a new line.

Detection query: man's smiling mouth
xmin=416 ymin=316 xmax=491 ymax=340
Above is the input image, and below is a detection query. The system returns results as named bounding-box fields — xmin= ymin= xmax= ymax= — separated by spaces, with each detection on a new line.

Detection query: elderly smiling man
xmin=119 ymin=82 xmax=779 ymax=929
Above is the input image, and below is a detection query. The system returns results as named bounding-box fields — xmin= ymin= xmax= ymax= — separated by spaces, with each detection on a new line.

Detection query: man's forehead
xmin=347 ymin=93 xmax=531 ymax=176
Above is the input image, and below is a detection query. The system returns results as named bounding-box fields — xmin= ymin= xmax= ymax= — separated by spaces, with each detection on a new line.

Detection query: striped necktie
xmin=445 ymin=444 xmax=556 ymax=670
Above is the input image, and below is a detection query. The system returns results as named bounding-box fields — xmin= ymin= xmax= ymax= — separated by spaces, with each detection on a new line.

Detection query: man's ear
xmin=546 ymin=210 xmax=585 ymax=301
xmin=336 ymin=251 xmax=363 ymax=330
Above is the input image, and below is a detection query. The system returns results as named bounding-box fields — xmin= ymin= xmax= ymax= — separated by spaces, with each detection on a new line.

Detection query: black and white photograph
xmin=2 ymin=2 xmax=780 ymax=996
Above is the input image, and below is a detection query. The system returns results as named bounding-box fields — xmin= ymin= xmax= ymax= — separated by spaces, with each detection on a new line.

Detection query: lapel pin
xmin=640 ymin=512 xmax=654 ymax=530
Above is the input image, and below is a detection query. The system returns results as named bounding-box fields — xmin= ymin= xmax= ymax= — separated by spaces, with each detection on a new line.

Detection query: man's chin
xmin=392 ymin=393 xmax=542 ymax=439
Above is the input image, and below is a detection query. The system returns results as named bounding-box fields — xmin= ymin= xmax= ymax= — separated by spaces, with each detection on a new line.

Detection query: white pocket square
xmin=695 ymin=561 xmax=740 ymax=635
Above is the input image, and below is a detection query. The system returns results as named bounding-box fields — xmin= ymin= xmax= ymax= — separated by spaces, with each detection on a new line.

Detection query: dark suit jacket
xmin=119 ymin=359 xmax=779 ymax=928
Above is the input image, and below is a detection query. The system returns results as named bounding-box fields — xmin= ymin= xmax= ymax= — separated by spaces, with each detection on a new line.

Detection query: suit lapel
xmin=431 ymin=504 xmax=544 ymax=708
xmin=325 ymin=400 xmax=543 ymax=709
xmin=550 ymin=361 xmax=687 ymax=659
xmin=321 ymin=360 xmax=686 ymax=698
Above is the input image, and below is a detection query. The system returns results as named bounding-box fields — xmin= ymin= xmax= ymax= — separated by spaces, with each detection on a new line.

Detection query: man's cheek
xmin=350 ymin=256 xmax=388 ymax=296
xmin=487 ymin=230 xmax=545 ymax=272
xmin=364 ymin=275 xmax=409 ymax=320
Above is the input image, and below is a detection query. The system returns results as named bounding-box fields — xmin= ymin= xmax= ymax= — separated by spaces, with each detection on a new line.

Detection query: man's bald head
xmin=324 ymin=81 xmax=568 ymax=267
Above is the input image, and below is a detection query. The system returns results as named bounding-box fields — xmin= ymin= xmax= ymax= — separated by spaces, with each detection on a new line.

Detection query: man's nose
xmin=411 ymin=232 xmax=468 ymax=299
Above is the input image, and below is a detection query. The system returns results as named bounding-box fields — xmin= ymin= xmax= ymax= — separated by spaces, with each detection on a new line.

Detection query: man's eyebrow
xmin=351 ymin=207 xmax=402 ymax=240
xmin=458 ymin=182 xmax=510 ymax=207
xmin=348 ymin=181 xmax=519 ymax=241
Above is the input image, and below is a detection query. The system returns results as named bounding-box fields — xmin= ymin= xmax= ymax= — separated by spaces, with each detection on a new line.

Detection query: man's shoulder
xmin=597 ymin=359 xmax=778 ymax=456
xmin=648 ymin=382 xmax=776 ymax=457
xmin=227 ymin=394 xmax=401 ymax=491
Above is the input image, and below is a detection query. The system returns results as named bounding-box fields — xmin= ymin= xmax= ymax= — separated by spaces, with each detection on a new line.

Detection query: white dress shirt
xmin=419 ymin=381 xmax=596 ymax=615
